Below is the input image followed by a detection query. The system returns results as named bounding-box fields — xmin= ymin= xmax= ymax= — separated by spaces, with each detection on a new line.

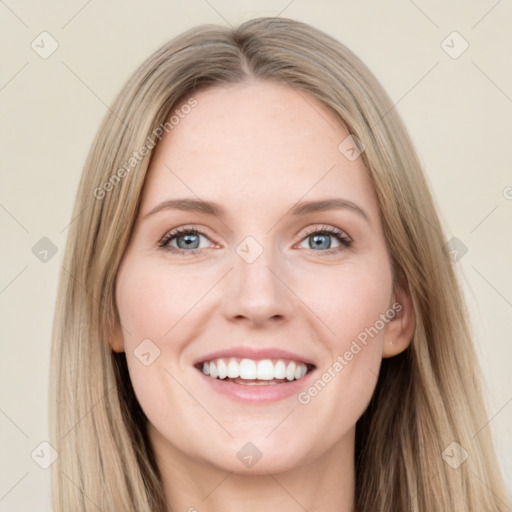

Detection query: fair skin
xmin=112 ymin=80 xmax=414 ymax=512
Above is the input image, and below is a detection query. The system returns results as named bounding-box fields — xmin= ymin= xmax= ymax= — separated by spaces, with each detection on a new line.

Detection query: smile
xmin=195 ymin=357 xmax=315 ymax=385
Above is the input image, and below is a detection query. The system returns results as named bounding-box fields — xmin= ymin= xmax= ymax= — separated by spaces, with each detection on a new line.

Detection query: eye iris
xmin=177 ymin=233 xmax=200 ymax=249
xmin=165 ymin=229 xmax=345 ymax=253
xmin=310 ymin=233 xmax=331 ymax=250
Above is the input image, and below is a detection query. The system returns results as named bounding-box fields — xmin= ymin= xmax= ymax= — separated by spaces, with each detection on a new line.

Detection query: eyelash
xmin=158 ymin=225 xmax=352 ymax=256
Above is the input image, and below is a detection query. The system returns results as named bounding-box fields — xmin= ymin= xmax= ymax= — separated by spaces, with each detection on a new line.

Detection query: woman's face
xmin=114 ymin=80 xmax=410 ymax=474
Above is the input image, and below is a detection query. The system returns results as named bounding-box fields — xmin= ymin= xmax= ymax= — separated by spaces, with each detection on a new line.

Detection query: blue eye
xmin=158 ymin=226 xmax=352 ymax=255
xmin=298 ymin=227 xmax=352 ymax=254
xmin=159 ymin=227 xmax=210 ymax=254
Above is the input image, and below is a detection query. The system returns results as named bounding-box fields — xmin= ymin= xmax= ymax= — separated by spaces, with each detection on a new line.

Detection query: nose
xmin=220 ymin=243 xmax=295 ymax=327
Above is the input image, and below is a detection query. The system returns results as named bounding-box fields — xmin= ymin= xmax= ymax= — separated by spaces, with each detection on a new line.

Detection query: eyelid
xmin=296 ymin=225 xmax=353 ymax=254
xmin=300 ymin=224 xmax=352 ymax=241
xmin=158 ymin=226 xmax=213 ymax=252
xmin=158 ymin=224 xmax=352 ymax=254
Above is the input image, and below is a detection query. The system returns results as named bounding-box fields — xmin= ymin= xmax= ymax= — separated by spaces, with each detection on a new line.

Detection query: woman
xmin=49 ymin=17 xmax=510 ymax=511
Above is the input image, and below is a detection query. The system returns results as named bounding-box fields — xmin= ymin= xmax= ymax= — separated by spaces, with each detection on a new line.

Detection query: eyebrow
xmin=143 ymin=197 xmax=369 ymax=222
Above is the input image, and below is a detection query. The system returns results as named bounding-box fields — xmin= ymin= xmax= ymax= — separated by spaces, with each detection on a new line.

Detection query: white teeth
xmin=227 ymin=359 xmax=240 ymax=378
xmin=217 ymin=359 xmax=227 ymax=379
xmin=274 ymin=360 xmax=287 ymax=379
xmin=199 ymin=357 xmax=310 ymax=382
xmin=209 ymin=361 xmax=218 ymax=378
xmin=295 ymin=365 xmax=306 ymax=379
xmin=286 ymin=362 xmax=296 ymax=381
xmin=239 ymin=359 xmax=257 ymax=379
xmin=257 ymin=360 xmax=275 ymax=380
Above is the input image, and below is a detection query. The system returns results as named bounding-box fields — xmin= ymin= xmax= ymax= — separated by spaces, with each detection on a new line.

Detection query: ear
xmin=382 ymin=277 xmax=415 ymax=358
xmin=110 ymin=318 xmax=125 ymax=354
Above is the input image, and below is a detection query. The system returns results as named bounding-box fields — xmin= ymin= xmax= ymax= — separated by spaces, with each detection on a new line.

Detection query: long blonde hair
xmin=49 ymin=17 xmax=510 ymax=511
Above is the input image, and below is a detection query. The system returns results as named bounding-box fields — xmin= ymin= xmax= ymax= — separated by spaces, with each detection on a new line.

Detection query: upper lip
xmin=193 ymin=346 xmax=316 ymax=367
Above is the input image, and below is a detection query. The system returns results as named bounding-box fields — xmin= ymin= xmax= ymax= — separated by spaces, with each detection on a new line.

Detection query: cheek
xmin=114 ymin=257 xmax=220 ymax=426
xmin=291 ymin=258 xmax=392 ymax=429
xmin=115 ymin=258 xmax=210 ymax=347
xmin=114 ymin=258 xmax=204 ymax=442
xmin=294 ymin=256 xmax=393 ymax=349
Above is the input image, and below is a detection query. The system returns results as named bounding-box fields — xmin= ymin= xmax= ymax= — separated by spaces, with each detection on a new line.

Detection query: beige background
xmin=1 ymin=1 xmax=511 ymax=510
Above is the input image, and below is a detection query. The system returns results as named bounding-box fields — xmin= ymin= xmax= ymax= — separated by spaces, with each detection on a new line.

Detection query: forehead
xmin=140 ymin=80 xmax=377 ymax=222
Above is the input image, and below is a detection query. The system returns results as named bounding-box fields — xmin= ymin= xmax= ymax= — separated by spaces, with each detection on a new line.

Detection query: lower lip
xmin=196 ymin=367 xmax=316 ymax=403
